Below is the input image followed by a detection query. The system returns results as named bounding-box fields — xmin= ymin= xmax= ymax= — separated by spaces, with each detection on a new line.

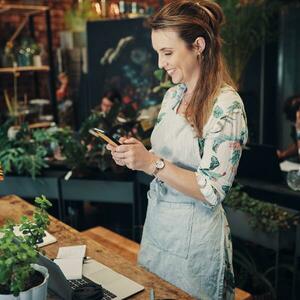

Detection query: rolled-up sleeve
xmin=195 ymin=101 xmax=248 ymax=209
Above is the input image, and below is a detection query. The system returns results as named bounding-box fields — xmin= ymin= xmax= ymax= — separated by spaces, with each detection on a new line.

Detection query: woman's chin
xmin=171 ymin=77 xmax=181 ymax=84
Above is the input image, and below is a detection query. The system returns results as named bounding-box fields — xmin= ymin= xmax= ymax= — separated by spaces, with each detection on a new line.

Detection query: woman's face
xmin=101 ymin=97 xmax=114 ymax=113
xmin=151 ymin=29 xmax=200 ymax=89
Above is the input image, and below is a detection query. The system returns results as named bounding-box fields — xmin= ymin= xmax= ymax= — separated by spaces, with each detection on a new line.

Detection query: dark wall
xmin=240 ymin=21 xmax=279 ymax=146
xmin=84 ymin=18 xmax=158 ymax=124
xmin=277 ymin=5 xmax=300 ymax=149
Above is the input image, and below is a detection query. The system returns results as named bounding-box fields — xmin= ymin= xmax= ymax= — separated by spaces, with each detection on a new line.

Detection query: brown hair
xmin=148 ymin=0 xmax=235 ymax=136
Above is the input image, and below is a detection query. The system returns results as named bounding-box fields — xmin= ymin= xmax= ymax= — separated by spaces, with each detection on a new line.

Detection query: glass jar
xmin=17 ymin=39 xmax=33 ymax=66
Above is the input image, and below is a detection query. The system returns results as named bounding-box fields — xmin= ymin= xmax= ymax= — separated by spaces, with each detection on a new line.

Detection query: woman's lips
xmin=167 ymin=68 xmax=175 ymax=76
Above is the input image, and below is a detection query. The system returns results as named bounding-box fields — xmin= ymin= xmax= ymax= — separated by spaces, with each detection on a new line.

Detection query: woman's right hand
xmin=106 ymin=137 xmax=127 ymax=166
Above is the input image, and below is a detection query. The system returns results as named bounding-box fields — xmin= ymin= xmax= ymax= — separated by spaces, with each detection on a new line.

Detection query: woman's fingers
xmin=107 ymin=136 xmax=144 ymax=170
xmin=115 ymin=158 xmax=126 ymax=166
xmin=119 ymin=137 xmax=127 ymax=144
xmin=123 ymin=137 xmax=140 ymax=144
xmin=106 ymin=143 xmax=115 ymax=151
xmin=112 ymin=151 xmax=126 ymax=160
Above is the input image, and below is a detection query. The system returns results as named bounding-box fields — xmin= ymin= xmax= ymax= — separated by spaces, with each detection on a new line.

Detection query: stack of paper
xmin=54 ymin=245 xmax=86 ymax=280
xmin=280 ymin=160 xmax=300 ymax=172
xmin=0 ymin=225 xmax=57 ymax=248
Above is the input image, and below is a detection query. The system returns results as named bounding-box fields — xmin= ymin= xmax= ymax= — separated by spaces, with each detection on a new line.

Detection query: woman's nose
xmin=158 ymin=55 xmax=166 ymax=69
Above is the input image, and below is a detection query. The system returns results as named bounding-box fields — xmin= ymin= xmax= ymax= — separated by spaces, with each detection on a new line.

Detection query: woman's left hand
xmin=112 ymin=137 xmax=155 ymax=174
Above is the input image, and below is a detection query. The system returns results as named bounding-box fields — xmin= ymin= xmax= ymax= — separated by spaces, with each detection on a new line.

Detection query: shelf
xmin=0 ymin=66 xmax=50 ymax=73
xmin=0 ymin=4 xmax=49 ymax=15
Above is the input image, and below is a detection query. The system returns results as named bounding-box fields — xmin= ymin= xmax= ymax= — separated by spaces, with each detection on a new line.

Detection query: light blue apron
xmin=138 ymin=86 xmax=233 ymax=299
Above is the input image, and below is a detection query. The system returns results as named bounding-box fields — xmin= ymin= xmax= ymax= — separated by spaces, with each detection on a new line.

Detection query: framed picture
xmin=85 ymin=17 xmax=160 ymax=122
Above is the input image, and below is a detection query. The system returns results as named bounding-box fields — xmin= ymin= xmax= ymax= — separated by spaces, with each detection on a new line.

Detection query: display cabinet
xmin=0 ymin=3 xmax=58 ymax=123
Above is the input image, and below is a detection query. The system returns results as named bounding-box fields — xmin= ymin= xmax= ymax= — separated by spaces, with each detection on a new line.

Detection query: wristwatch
xmin=152 ymin=158 xmax=165 ymax=176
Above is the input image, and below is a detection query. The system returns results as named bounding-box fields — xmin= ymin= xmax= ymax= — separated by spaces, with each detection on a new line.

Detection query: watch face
xmin=156 ymin=159 xmax=165 ymax=169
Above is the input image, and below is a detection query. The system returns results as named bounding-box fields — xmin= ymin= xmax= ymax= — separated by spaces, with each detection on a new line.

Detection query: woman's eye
xmin=164 ymin=52 xmax=172 ymax=56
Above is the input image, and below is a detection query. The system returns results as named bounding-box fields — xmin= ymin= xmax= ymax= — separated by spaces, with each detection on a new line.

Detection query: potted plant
xmin=0 ymin=120 xmax=53 ymax=179
xmin=0 ymin=120 xmax=67 ymax=202
xmin=0 ymin=195 xmax=52 ymax=299
xmin=224 ymin=184 xmax=299 ymax=250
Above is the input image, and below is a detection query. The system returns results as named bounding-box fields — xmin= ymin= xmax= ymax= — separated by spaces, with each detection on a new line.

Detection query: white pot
xmin=0 ymin=264 xmax=49 ymax=300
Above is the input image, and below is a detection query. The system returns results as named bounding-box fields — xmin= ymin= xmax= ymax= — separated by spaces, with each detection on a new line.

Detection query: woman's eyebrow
xmin=159 ymin=47 xmax=173 ymax=52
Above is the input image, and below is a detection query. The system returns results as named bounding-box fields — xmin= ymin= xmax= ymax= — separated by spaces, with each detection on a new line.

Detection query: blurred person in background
xmin=94 ymin=89 xmax=122 ymax=114
xmin=277 ymin=95 xmax=300 ymax=161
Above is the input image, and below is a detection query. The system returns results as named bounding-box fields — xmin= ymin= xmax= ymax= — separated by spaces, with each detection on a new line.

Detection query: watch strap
xmin=152 ymin=158 xmax=165 ymax=176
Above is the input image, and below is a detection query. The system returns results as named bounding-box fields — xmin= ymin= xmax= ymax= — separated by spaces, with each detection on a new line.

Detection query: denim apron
xmin=138 ymin=85 xmax=233 ymax=299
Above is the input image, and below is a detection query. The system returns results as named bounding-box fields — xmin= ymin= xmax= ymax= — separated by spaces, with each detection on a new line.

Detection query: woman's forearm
xmin=146 ymin=154 xmax=207 ymax=202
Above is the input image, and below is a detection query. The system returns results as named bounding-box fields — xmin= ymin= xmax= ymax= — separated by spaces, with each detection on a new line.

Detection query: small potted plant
xmin=0 ymin=195 xmax=52 ymax=300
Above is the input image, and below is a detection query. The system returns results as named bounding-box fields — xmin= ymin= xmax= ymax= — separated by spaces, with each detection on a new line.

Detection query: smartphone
xmin=89 ymin=128 xmax=121 ymax=147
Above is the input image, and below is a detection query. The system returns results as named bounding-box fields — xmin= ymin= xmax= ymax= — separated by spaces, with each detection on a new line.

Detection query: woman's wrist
xmin=144 ymin=151 xmax=158 ymax=175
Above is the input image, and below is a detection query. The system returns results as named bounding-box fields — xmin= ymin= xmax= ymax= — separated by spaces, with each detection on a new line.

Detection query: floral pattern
xmin=195 ymin=86 xmax=248 ymax=299
xmin=195 ymin=87 xmax=248 ymax=206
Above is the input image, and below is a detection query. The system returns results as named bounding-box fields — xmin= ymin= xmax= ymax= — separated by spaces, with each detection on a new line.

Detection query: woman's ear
xmin=193 ymin=37 xmax=206 ymax=54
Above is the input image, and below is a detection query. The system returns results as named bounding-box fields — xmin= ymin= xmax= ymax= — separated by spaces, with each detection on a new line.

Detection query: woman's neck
xmin=185 ymin=68 xmax=200 ymax=95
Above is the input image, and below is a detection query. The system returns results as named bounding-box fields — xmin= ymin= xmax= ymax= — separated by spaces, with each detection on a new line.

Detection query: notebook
xmin=53 ymin=245 xmax=86 ymax=280
xmin=38 ymin=254 xmax=144 ymax=300
xmin=238 ymin=143 xmax=283 ymax=183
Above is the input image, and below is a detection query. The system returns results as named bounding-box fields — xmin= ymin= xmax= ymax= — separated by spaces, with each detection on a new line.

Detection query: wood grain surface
xmin=0 ymin=195 xmax=193 ymax=299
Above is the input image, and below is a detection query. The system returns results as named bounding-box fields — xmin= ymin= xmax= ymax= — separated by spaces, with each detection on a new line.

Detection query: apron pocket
xmin=148 ymin=199 xmax=194 ymax=259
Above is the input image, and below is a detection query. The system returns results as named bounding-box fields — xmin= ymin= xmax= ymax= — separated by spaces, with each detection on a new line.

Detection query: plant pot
xmin=224 ymin=206 xmax=294 ymax=251
xmin=0 ymin=264 xmax=49 ymax=300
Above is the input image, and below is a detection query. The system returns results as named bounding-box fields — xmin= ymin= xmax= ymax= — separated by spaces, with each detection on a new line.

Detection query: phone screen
xmin=89 ymin=128 xmax=121 ymax=146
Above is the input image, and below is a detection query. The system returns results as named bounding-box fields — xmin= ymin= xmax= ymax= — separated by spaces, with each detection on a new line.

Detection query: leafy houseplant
xmin=217 ymin=0 xmax=279 ymax=89
xmin=224 ymin=184 xmax=299 ymax=232
xmin=0 ymin=120 xmax=56 ymax=179
xmin=64 ymin=0 xmax=99 ymax=32
xmin=225 ymin=186 xmax=298 ymax=299
xmin=0 ymin=195 xmax=52 ymax=298
xmin=51 ymin=110 xmax=123 ymax=177
xmin=152 ymin=69 xmax=174 ymax=96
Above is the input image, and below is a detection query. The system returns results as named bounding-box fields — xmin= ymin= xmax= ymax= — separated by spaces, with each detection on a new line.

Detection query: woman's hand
xmin=106 ymin=137 xmax=155 ymax=174
xmin=106 ymin=137 xmax=126 ymax=167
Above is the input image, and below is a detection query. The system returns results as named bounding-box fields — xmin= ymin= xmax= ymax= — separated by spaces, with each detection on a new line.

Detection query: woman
xmin=107 ymin=1 xmax=248 ymax=299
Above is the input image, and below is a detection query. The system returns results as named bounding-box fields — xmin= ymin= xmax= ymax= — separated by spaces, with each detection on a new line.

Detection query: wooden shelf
xmin=0 ymin=65 xmax=50 ymax=73
xmin=0 ymin=4 xmax=49 ymax=15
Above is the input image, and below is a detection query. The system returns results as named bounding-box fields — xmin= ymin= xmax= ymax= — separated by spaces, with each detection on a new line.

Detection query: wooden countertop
xmin=0 ymin=195 xmax=193 ymax=299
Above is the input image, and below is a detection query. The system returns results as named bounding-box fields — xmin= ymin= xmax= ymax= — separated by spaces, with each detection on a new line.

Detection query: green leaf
xmin=209 ymin=156 xmax=220 ymax=170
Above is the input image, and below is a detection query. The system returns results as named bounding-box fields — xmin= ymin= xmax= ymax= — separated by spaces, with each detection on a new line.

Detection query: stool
xmin=82 ymin=226 xmax=252 ymax=300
